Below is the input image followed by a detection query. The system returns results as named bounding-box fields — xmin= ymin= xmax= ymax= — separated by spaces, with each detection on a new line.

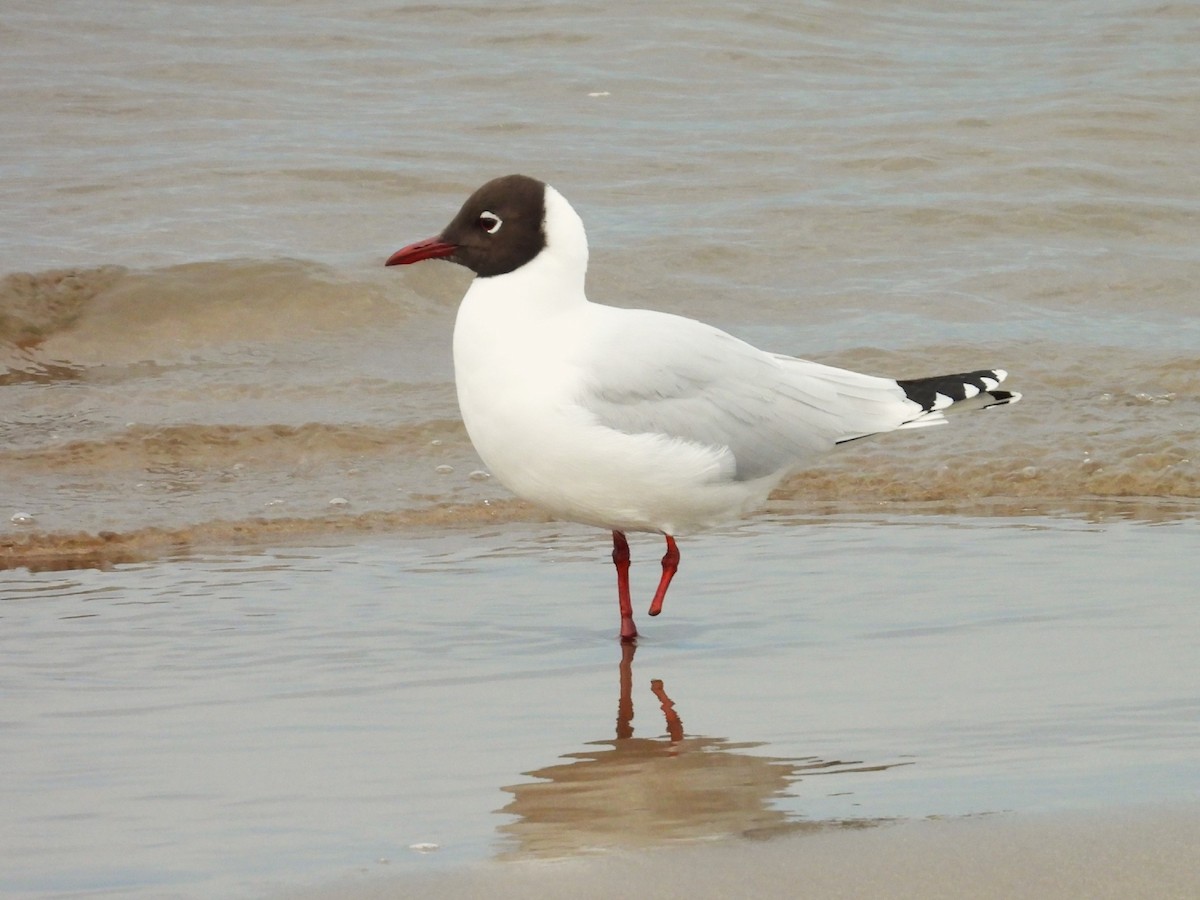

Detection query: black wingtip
xmin=896 ymin=369 xmax=1014 ymax=413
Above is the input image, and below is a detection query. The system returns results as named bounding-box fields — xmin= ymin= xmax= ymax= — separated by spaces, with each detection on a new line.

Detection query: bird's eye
xmin=478 ymin=211 xmax=502 ymax=234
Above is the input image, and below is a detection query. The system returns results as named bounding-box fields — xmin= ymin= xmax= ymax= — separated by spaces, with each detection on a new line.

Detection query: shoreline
xmin=4 ymin=494 xmax=1194 ymax=574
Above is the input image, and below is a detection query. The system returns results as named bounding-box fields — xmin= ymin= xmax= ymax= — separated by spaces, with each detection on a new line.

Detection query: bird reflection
xmin=497 ymin=643 xmax=900 ymax=859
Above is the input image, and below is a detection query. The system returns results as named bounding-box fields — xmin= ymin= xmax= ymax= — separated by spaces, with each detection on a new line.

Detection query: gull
xmin=386 ymin=174 xmax=1019 ymax=641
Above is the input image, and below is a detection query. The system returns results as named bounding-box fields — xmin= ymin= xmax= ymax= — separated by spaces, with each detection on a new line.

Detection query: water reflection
xmin=497 ymin=643 xmax=902 ymax=859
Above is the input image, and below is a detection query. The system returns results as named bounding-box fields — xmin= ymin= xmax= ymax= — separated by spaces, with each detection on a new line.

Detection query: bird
xmin=385 ymin=174 xmax=1019 ymax=641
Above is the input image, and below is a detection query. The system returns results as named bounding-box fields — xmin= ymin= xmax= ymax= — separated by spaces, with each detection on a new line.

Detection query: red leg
xmin=647 ymin=535 xmax=679 ymax=617
xmin=612 ymin=531 xmax=637 ymax=641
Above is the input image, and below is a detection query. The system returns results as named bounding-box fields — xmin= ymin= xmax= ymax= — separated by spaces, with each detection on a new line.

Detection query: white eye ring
xmin=479 ymin=211 xmax=502 ymax=234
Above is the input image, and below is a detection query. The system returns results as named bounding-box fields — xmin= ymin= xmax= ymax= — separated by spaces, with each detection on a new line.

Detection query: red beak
xmin=385 ymin=236 xmax=457 ymax=266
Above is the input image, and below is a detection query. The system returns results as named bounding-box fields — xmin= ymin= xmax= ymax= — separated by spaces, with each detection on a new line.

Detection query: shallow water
xmin=2 ymin=1 xmax=1198 ymax=896
xmin=2 ymin=514 xmax=1198 ymax=897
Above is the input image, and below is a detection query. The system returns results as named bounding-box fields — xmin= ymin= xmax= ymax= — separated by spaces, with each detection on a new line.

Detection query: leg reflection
xmin=616 ymin=640 xmax=635 ymax=740
xmin=615 ymin=640 xmax=684 ymax=743
xmin=650 ymin=678 xmax=684 ymax=743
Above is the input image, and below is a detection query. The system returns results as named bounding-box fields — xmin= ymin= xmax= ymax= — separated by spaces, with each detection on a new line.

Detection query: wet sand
xmin=3 ymin=513 xmax=1197 ymax=898
xmin=284 ymin=804 xmax=1200 ymax=900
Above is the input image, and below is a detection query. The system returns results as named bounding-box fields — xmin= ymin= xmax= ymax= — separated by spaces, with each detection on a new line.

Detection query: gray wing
xmin=572 ymin=307 xmax=929 ymax=481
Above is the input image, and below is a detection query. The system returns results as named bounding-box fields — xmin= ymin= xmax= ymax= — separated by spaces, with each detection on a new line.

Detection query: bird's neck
xmin=461 ymin=249 xmax=588 ymax=323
